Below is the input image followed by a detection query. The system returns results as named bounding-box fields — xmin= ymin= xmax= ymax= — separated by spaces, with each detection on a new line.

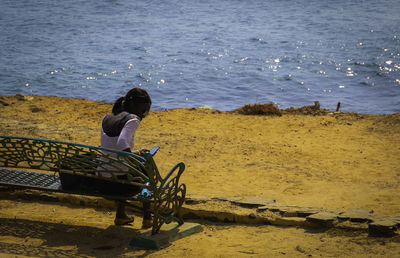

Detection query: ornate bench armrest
xmin=150 ymin=161 xmax=186 ymax=235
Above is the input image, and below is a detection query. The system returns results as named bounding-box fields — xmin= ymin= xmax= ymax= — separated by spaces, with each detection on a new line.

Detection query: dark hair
xmin=112 ymin=88 xmax=152 ymax=115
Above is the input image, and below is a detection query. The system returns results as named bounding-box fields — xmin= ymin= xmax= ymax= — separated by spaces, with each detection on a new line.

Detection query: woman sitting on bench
xmin=101 ymin=88 xmax=152 ymax=228
xmin=60 ymin=87 xmax=153 ymax=227
xmin=100 ymin=87 xmax=152 ymax=227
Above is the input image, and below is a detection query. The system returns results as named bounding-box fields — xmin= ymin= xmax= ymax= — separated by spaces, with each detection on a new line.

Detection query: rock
xmin=275 ymin=206 xmax=303 ymax=217
xmin=369 ymin=214 xmax=392 ymax=223
xmin=0 ymin=97 xmax=9 ymax=106
xmin=280 ymin=206 xmax=322 ymax=217
xmin=248 ymin=213 xmax=257 ymax=219
xmin=393 ymin=216 xmax=400 ymax=226
xmin=257 ymin=205 xmax=321 ymax=217
xmin=230 ymin=197 xmax=276 ymax=208
xmin=257 ymin=205 xmax=269 ymax=212
xmin=369 ymin=219 xmax=398 ymax=237
xmin=295 ymin=245 xmax=306 ymax=253
xmin=257 ymin=204 xmax=280 ymax=212
xmin=212 ymin=196 xmax=243 ymax=202
xmin=15 ymin=94 xmax=34 ymax=101
xmin=338 ymin=208 xmax=374 ymax=222
xmin=306 ymin=212 xmax=338 ymax=227
xmin=295 ymin=207 xmax=322 ymax=217
xmin=257 ymin=204 xmax=288 ymax=212
xmin=30 ymin=105 xmax=46 ymax=113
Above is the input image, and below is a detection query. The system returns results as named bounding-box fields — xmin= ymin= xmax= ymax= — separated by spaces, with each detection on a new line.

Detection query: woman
xmin=60 ymin=87 xmax=153 ymax=227
xmin=100 ymin=87 xmax=152 ymax=226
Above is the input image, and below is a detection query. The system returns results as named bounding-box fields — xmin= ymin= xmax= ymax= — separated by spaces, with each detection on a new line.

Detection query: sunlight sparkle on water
xmin=346 ymin=67 xmax=354 ymax=77
xmin=1 ymin=0 xmax=399 ymax=114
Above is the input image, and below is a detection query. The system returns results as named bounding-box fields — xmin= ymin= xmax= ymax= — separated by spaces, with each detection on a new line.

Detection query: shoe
xmin=142 ymin=218 xmax=153 ymax=229
xmin=114 ymin=216 xmax=134 ymax=225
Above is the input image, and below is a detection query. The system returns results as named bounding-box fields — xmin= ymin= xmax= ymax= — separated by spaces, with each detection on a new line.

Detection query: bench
xmin=0 ymin=136 xmax=186 ymax=235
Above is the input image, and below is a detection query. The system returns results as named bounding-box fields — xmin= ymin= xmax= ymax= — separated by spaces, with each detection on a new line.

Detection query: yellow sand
xmin=0 ymin=95 xmax=399 ymax=257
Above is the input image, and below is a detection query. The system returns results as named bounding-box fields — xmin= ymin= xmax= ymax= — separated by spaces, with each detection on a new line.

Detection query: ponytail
xmin=112 ymin=97 xmax=125 ymax=115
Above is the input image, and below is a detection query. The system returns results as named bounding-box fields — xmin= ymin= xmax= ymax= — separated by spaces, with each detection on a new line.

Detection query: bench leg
xmin=151 ymin=183 xmax=186 ymax=235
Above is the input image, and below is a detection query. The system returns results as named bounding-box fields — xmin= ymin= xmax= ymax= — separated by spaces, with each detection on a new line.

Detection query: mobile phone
xmin=149 ymin=146 xmax=160 ymax=156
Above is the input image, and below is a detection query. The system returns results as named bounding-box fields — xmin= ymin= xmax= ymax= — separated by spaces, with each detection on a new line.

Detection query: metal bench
xmin=0 ymin=136 xmax=186 ymax=235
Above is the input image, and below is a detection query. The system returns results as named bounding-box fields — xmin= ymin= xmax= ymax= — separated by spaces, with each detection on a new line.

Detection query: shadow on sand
xmin=0 ymin=217 xmax=154 ymax=257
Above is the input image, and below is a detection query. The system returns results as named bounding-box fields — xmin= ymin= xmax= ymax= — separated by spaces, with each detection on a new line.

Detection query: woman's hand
xmin=133 ymin=148 xmax=149 ymax=156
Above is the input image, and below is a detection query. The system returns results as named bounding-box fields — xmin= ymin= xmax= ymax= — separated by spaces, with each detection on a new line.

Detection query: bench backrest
xmin=0 ymin=136 xmax=160 ymax=189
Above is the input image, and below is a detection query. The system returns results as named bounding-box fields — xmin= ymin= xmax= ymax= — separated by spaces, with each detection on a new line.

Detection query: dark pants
xmin=59 ymin=172 xmax=141 ymax=196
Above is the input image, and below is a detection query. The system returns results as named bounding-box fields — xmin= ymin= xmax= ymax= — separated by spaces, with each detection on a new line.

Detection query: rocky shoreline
xmin=2 ymin=188 xmax=399 ymax=238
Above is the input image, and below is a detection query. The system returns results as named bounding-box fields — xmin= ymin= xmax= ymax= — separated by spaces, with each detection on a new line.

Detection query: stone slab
xmin=230 ymin=197 xmax=276 ymax=207
xmin=394 ymin=216 xmax=400 ymax=226
xmin=295 ymin=207 xmax=323 ymax=217
xmin=212 ymin=196 xmax=243 ymax=202
xmin=338 ymin=208 xmax=374 ymax=222
xmin=211 ymin=196 xmax=276 ymax=208
xmin=306 ymin=212 xmax=338 ymax=227
xmin=257 ymin=205 xmax=321 ymax=217
xmin=368 ymin=220 xmax=398 ymax=237
xmin=130 ymin=222 xmax=203 ymax=249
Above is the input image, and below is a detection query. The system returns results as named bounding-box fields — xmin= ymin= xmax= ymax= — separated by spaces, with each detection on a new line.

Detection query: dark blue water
xmin=1 ymin=0 xmax=399 ymax=114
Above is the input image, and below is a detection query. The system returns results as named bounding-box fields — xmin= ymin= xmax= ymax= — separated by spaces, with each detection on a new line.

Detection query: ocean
xmin=0 ymin=0 xmax=399 ymax=114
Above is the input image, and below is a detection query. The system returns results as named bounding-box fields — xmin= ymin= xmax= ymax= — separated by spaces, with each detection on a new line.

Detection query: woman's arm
xmin=117 ymin=118 xmax=140 ymax=150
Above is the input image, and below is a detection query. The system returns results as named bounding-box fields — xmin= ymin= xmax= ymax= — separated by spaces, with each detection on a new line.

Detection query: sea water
xmin=0 ymin=0 xmax=399 ymax=114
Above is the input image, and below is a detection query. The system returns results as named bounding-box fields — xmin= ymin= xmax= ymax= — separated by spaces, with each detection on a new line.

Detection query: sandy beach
xmin=0 ymin=94 xmax=399 ymax=257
